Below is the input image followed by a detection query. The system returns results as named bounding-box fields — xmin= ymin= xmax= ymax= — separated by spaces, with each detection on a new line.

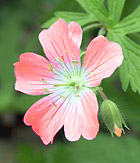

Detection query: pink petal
xmin=64 ymin=97 xmax=82 ymax=141
xmin=24 ymin=92 xmax=73 ymax=145
xmin=64 ymin=88 xmax=99 ymax=141
xmin=82 ymin=36 xmax=123 ymax=86
xmin=68 ymin=22 xmax=82 ymax=48
xmin=80 ymin=89 xmax=99 ymax=139
xmin=39 ymin=19 xmax=80 ymax=64
xmin=14 ymin=53 xmax=54 ymax=95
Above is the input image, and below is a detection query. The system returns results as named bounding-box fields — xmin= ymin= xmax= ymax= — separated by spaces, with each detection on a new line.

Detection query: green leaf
xmin=107 ymin=32 xmax=140 ymax=93
xmin=128 ymin=32 xmax=140 ymax=45
xmin=77 ymin=0 xmax=109 ymax=24
xmin=76 ymin=0 xmax=96 ymax=14
xmin=76 ymin=0 xmax=104 ymax=14
xmin=55 ymin=11 xmax=98 ymax=26
xmin=114 ymin=5 xmax=140 ymax=34
xmin=42 ymin=12 xmax=98 ymax=28
xmin=107 ymin=0 xmax=126 ymax=24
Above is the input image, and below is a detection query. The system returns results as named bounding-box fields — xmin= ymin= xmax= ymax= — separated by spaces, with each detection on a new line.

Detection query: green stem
xmin=98 ymin=27 xmax=106 ymax=36
xmin=80 ymin=51 xmax=86 ymax=57
xmin=98 ymin=87 xmax=107 ymax=100
xmin=83 ymin=23 xmax=102 ymax=33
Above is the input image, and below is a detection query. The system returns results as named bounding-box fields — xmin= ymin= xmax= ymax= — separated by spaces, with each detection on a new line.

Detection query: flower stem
xmin=80 ymin=51 xmax=86 ymax=57
xmin=98 ymin=87 xmax=107 ymax=100
xmin=83 ymin=23 xmax=102 ymax=33
xmin=98 ymin=27 xmax=106 ymax=36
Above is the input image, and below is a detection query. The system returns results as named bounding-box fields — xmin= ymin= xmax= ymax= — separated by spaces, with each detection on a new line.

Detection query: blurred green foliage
xmin=16 ymin=134 xmax=140 ymax=163
xmin=0 ymin=0 xmax=140 ymax=163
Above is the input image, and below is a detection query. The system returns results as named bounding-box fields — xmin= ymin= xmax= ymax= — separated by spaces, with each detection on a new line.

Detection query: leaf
xmin=76 ymin=0 xmax=104 ymax=14
xmin=77 ymin=0 xmax=109 ymax=24
xmin=114 ymin=5 xmax=140 ymax=34
xmin=42 ymin=0 xmax=83 ymax=28
xmin=107 ymin=32 xmax=140 ymax=93
xmin=107 ymin=0 xmax=126 ymax=24
xmin=128 ymin=32 xmax=140 ymax=45
xmin=55 ymin=11 xmax=98 ymax=26
xmin=42 ymin=11 xmax=98 ymax=28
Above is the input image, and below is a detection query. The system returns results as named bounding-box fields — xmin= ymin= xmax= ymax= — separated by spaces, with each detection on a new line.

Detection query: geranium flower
xmin=14 ymin=19 xmax=123 ymax=145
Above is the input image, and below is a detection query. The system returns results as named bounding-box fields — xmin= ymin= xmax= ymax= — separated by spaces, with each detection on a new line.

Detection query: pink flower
xmin=14 ymin=19 xmax=123 ymax=145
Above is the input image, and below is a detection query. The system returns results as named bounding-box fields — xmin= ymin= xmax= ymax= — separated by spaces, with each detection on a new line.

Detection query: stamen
xmin=76 ymin=94 xmax=80 ymax=97
xmin=41 ymin=78 xmax=47 ymax=84
xmin=43 ymin=88 xmax=50 ymax=94
xmin=87 ymin=61 xmax=91 ymax=68
xmin=59 ymin=95 xmax=67 ymax=99
xmin=51 ymin=102 xmax=57 ymax=109
xmin=53 ymin=82 xmax=75 ymax=87
xmin=72 ymin=54 xmax=74 ymax=60
xmin=49 ymin=63 xmax=53 ymax=72
xmin=55 ymin=56 xmax=64 ymax=64
xmin=60 ymin=55 xmax=64 ymax=62
xmin=75 ymin=85 xmax=79 ymax=93
xmin=72 ymin=60 xmax=79 ymax=64
xmin=55 ymin=57 xmax=60 ymax=63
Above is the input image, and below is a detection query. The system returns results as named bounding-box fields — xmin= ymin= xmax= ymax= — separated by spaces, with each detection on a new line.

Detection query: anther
xmin=43 ymin=88 xmax=50 ymax=94
xmin=41 ymin=78 xmax=47 ymax=84
xmin=51 ymin=102 xmax=57 ymax=109
xmin=59 ymin=95 xmax=67 ymax=99
xmin=49 ymin=63 xmax=53 ymax=72
xmin=72 ymin=54 xmax=74 ymax=60
xmin=72 ymin=60 xmax=79 ymax=64
xmin=76 ymin=94 xmax=80 ymax=97
xmin=55 ymin=57 xmax=60 ymax=63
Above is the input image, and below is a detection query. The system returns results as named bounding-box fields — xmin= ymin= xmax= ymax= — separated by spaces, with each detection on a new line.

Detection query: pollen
xmin=49 ymin=63 xmax=53 ymax=72
xmin=60 ymin=55 xmax=64 ymax=62
xmin=76 ymin=94 xmax=80 ymax=97
xmin=52 ymin=102 xmax=57 ymax=109
xmin=41 ymin=78 xmax=47 ymax=84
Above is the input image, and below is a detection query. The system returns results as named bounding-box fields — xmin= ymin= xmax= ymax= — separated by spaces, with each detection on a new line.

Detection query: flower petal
xmin=68 ymin=22 xmax=82 ymax=48
xmin=82 ymin=36 xmax=123 ymax=86
xmin=114 ymin=124 xmax=122 ymax=137
xmin=14 ymin=53 xmax=54 ymax=95
xmin=64 ymin=96 xmax=82 ymax=141
xmin=24 ymin=91 xmax=73 ymax=145
xmin=39 ymin=18 xmax=80 ymax=65
xmin=64 ymin=88 xmax=99 ymax=141
xmin=80 ymin=88 xmax=99 ymax=140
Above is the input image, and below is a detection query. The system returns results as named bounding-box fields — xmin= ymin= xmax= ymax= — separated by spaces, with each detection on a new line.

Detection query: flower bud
xmin=100 ymin=100 xmax=129 ymax=137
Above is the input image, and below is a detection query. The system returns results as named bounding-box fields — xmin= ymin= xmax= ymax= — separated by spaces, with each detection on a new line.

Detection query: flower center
xmin=41 ymin=58 xmax=90 ymax=97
